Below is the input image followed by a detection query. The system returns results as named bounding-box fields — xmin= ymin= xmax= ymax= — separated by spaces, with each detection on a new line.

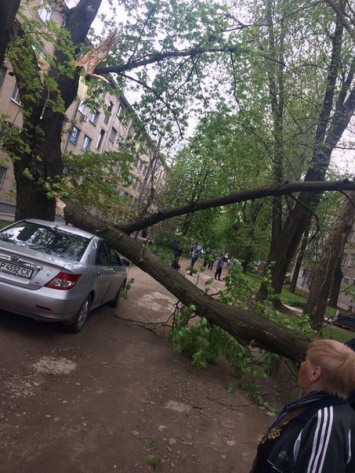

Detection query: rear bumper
xmin=0 ymin=282 xmax=86 ymax=323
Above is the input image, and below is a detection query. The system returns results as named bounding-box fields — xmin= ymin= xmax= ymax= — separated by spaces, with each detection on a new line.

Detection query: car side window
xmin=96 ymin=241 xmax=110 ymax=265
xmin=109 ymin=247 xmax=122 ymax=266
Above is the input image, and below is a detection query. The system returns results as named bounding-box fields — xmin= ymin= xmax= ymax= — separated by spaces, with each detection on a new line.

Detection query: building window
xmin=78 ymin=101 xmax=87 ymax=114
xmin=96 ymin=129 xmax=105 ymax=149
xmin=68 ymin=126 xmax=80 ymax=144
xmin=38 ymin=2 xmax=53 ymax=22
xmin=89 ymin=109 xmax=99 ymax=125
xmin=11 ymin=84 xmax=21 ymax=104
xmin=109 ymin=127 xmax=117 ymax=143
xmin=104 ymin=101 xmax=113 ymax=124
xmin=31 ymin=40 xmax=45 ymax=63
xmin=0 ymin=166 xmax=7 ymax=187
xmin=82 ymin=135 xmax=92 ymax=151
xmin=117 ymin=103 xmax=126 ymax=117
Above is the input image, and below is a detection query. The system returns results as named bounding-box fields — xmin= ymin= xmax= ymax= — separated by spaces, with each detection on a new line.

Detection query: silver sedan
xmin=0 ymin=219 xmax=129 ymax=332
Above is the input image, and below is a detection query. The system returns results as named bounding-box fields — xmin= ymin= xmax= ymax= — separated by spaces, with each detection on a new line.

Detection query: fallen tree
xmin=120 ymin=179 xmax=355 ymax=234
xmin=63 ymin=198 xmax=310 ymax=362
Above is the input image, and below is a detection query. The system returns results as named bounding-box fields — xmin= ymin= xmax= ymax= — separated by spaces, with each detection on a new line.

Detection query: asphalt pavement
xmin=0 ymin=201 xmax=15 ymax=222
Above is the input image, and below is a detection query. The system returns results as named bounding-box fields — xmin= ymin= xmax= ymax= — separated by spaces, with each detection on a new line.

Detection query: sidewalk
xmin=0 ymin=200 xmax=15 ymax=222
xmin=0 ymin=213 xmax=14 ymax=222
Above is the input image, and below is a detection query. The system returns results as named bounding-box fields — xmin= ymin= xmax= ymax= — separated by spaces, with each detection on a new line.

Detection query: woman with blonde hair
xmin=251 ymin=339 xmax=355 ymax=473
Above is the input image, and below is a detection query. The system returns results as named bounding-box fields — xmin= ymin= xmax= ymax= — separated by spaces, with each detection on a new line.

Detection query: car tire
xmin=63 ymin=294 xmax=92 ymax=333
xmin=108 ymin=280 xmax=126 ymax=308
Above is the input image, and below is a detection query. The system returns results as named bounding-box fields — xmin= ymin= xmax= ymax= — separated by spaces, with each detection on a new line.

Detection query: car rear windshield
xmin=0 ymin=222 xmax=90 ymax=262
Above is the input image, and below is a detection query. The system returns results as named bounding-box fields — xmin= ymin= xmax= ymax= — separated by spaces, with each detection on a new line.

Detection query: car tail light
xmin=45 ymin=272 xmax=81 ymax=290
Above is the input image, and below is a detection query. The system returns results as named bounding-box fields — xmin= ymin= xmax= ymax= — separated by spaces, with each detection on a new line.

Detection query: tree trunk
xmin=265 ymin=0 xmax=285 ymax=261
xmin=0 ymin=0 xmax=20 ymax=65
xmin=7 ymin=0 xmax=102 ymax=220
xmin=290 ymin=227 xmax=309 ymax=293
xmin=63 ymin=198 xmax=310 ymax=362
xmin=328 ymin=261 xmax=343 ymax=308
xmin=13 ymin=112 xmax=65 ymax=220
xmin=303 ymin=191 xmax=355 ymax=330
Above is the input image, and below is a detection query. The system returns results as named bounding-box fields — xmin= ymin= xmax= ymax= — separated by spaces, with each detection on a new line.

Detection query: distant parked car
xmin=0 ymin=219 xmax=129 ymax=332
xmin=331 ymin=311 xmax=355 ymax=332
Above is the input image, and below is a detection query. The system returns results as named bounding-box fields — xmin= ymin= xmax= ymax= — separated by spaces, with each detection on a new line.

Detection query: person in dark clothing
xmin=251 ymin=339 xmax=355 ymax=473
xmin=208 ymin=250 xmax=216 ymax=270
xmin=214 ymin=253 xmax=224 ymax=281
xmin=203 ymin=248 xmax=212 ymax=267
xmin=171 ymin=241 xmax=182 ymax=269
xmin=345 ymin=338 xmax=355 ymax=351
xmin=345 ymin=338 xmax=355 ymax=410
xmin=189 ymin=242 xmax=201 ymax=275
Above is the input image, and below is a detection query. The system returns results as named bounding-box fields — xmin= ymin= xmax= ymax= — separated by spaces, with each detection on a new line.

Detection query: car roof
xmin=17 ymin=219 xmax=97 ymax=240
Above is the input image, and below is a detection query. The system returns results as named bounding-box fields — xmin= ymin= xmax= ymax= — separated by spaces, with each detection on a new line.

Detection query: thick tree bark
xmin=328 ymin=261 xmax=343 ymax=308
xmin=0 ymin=0 xmax=20 ymax=65
xmin=266 ymin=0 xmax=285 ymax=259
xmin=13 ymin=110 xmax=65 ymax=220
xmin=325 ymin=0 xmax=355 ymax=41
xmin=290 ymin=228 xmax=309 ymax=293
xmin=304 ymin=191 xmax=355 ymax=330
xmin=63 ymin=198 xmax=309 ymax=362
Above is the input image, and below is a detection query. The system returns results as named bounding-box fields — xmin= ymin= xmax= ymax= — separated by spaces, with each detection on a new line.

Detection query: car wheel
xmin=108 ymin=280 xmax=126 ymax=308
xmin=63 ymin=294 xmax=92 ymax=333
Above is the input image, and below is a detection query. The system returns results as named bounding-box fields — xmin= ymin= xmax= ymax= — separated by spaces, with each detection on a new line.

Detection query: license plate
xmin=0 ymin=261 xmax=34 ymax=279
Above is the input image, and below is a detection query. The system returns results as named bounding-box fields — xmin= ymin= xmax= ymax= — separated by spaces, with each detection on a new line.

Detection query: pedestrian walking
xmin=171 ymin=241 xmax=182 ymax=269
xmin=214 ymin=253 xmax=224 ymax=281
xmin=189 ymin=242 xmax=202 ymax=275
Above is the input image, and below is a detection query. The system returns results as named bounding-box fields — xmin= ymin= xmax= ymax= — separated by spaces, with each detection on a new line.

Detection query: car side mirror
xmin=121 ymin=258 xmax=130 ymax=267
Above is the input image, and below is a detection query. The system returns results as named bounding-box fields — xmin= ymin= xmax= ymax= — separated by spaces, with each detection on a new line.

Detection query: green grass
xmin=321 ymin=324 xmax=355 ymax=344
xmin=245 ymin=272 xmax=338 ymax=315
xmin=0 ymin=220 xmax=11 ymax=229
xmin=245 ymin=273 xmax=308 ymax=309
xmin=244 ymin=272 xmax=355 ymax=343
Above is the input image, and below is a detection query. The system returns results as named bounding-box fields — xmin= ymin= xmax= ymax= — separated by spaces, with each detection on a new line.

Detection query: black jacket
xmin=265 ymin=397 xmax=355 ymax=472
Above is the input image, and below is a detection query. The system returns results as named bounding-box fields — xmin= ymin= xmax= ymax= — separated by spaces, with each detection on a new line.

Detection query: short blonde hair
xmin=307 ymin=339 xmax=355 ymax=399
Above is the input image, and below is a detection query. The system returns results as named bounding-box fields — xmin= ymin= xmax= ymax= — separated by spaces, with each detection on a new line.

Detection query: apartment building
xmin=0 ymin=0 xmax=166 ymax=219
xmin=63 ymin=79 xmax=166 ymax=218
